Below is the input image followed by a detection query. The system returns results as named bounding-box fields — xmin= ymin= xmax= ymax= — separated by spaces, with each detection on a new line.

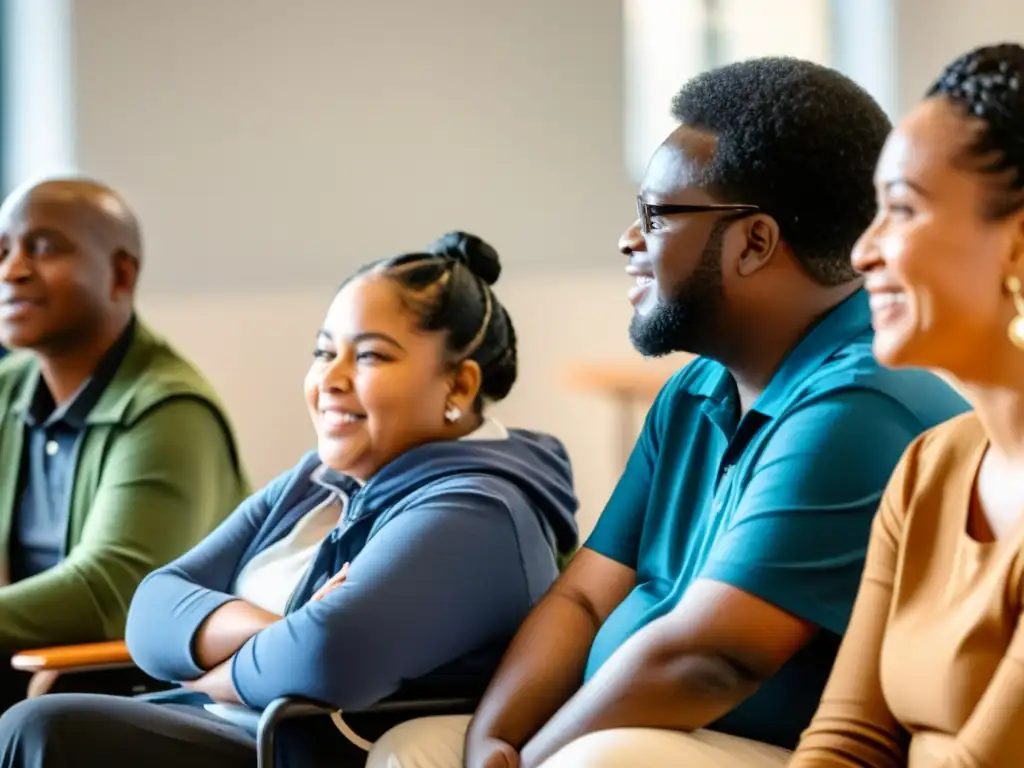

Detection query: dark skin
xmin=0 ymin=179 xmax=254 ymax=704
xmin=466 ymin=126 xmax=863 ymax=768
xmin=626 ymin=127 xmax=863 ymax=412
xmin=0 ymin=178 xmax=141 ymax=404
xmin=853 ymin=96 xmax=1024 ymax=546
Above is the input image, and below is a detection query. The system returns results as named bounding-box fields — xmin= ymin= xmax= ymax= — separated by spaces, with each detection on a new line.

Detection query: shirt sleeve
xmin=787 ymin=442 xmax=914 ymax=767
xmin=583 ymin=375 xmax=681 ymax=568
xmin=699 ymin=389 xmax=926 ymax=635
xmin=230 ymin=483 xmax=534 ymax=710
xmin=124 ymin=462 xmax=289 ymax=683
xmin=0 ymin=398 xmax=243 ymax=651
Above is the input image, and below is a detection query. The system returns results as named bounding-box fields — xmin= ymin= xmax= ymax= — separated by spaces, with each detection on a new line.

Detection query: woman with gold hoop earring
xmin=789 ymin=43 xmax=1024 ymax=767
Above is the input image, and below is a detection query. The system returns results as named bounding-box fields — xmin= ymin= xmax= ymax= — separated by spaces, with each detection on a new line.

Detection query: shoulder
xmin=910 ymin=409 xmax=982 ymax=449
xmin=504 ymin=427 xmax=572 ymax=465
xmin=374 ymin=474 xmax=539 ymax=538
xmin=791 ymin=339 xmax=968 ymax=431
xmin=118 ymin=322 xmax=229 ymax=418
xmin=748 ymin=383 xmax=966 ymax=496
xmin=413 ymin=472 xmax=532 ymax=509
xmin=270 ymin=451 xmax=328 ymax=498
xmin=241 ymin=451 xmax=329 ymax=516
xmin=93 ymin=322 xmax=241 ymax=455
xmin=890 ymin=411 xmax=983 ymax=502
xmin=866 ymin=412 xmax=982 ymax=548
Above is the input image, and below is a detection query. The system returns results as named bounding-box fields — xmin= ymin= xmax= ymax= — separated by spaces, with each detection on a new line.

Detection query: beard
xmin=628 ymin=224 xmax=726 ymax=357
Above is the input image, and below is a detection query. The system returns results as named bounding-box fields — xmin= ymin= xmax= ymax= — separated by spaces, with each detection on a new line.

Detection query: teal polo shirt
xmin=584 ymin=290 xmax=968 ymax=750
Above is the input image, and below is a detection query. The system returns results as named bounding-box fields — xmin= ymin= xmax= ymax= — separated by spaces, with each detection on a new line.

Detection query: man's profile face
xmin=0 ymin=192 xmax=115 ymax=351
xmin=623 ymin=134 xmax=730 ymax=358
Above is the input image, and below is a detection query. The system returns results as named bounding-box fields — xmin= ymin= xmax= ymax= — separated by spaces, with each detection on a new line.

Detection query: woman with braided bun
xmin=0 ymin=232 xmax=579 ymax=768
xmin=789 ymin=44 xmax=1024 ymax=768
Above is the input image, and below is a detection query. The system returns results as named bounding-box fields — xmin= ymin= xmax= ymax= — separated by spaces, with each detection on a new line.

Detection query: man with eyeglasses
xmin=369 ymin=58 xmax=968 ymax=768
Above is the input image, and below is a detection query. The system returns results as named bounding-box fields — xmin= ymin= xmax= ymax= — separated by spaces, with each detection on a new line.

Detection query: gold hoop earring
xmin=1006 ymin=275 xmax=1024 ymax=350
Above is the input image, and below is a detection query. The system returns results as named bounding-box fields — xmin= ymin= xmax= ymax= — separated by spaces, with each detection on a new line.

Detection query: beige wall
xmin=64 ymin=0 xmax=682 ymax=538
xmin=71 ymin=0 xmax=636 ymax=291
xmin=12 ymin=0 xmax=1021 ymax=536
xmin=894 ymin=0 xmax=1024 ymax=113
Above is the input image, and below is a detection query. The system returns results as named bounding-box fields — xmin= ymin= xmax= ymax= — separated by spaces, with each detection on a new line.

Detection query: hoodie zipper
xmin=282 ymin=490 xmax=361 ymax=614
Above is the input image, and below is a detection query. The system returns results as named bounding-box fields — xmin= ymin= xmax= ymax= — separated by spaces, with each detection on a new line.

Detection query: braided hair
xmin=344 ymin=232 xmax=518 ymax=409
xmin=928 ymin=43 xmax=1024 ymax=220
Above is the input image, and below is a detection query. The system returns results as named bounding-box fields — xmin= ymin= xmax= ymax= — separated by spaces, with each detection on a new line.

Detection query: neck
xmin=36 ymin=313 xmax=131 ymax=404
xmin=718 ymin=280 xmax=862 ymax=414
xmin=953 ymin=348 xmax=1024 ymax=462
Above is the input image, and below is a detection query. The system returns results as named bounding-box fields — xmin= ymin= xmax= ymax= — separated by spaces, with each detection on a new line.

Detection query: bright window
xmin=623 ymin=0 xmax=894 ymax=181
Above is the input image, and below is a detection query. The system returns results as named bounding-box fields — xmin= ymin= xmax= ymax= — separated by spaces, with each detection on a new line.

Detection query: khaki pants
xmin=366 ymin=715 xmax=792 ymax=768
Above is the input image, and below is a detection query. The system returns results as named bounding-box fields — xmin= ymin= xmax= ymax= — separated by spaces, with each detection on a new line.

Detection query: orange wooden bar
xmin=564 ymin=359 xmax=689 ymax=466
xmin=12 ymin=640 xmax=131 ymax=672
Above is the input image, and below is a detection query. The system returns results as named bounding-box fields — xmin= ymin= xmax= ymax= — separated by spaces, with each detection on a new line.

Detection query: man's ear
xmin=735 ymin=215 xmax=781 ymax=277
xmin=110 ymin=248 xmax=140 ymax=298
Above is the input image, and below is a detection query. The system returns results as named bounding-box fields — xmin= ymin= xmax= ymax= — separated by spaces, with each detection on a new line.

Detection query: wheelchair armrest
xmin=253 ymin=696 xmax=336 ymax=767
xmin=252 ymin=694 xmax=480 ymax=767
xmin=258 ymin=696 xmax=336 ymax=733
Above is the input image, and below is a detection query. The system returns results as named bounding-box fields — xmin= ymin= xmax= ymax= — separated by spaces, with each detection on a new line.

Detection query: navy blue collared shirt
xmin=11 ymin=320 xmax=136 ymax=582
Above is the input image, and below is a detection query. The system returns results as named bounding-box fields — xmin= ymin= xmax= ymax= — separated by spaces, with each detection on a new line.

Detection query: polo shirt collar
xmin=18 ymin=317 xmax=137 ymax=429
xmin=752 ymin=288 xmax=871 ymax=418
xmin=693 ymin=288 xmax=871 ymax=423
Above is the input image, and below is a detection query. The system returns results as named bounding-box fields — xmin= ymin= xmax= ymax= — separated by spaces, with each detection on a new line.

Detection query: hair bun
xmin=429 ymin=231 xmax=502 ymax=286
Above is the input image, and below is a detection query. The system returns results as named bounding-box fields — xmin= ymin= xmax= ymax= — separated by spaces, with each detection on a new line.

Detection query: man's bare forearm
xmin=519 ymin=631 xmax=761 ymax=767
xmin=192 ymin=599 xmax=280 ymax=670
xmin=465 ymin=593 xmax=601 ymax=763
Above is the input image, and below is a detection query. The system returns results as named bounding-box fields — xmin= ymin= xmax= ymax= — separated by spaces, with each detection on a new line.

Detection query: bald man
xmin=0 ymin=178 xmax=248 ymax=708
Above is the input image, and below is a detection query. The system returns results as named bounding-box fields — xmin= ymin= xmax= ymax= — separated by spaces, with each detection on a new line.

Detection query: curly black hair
xmin=927 ymin=43 xmax=1024 ymax=221
xmin=343 ymin=232 xmax=518 ymax=408
xmin=671 ymin=57 xmax=892 ymax=286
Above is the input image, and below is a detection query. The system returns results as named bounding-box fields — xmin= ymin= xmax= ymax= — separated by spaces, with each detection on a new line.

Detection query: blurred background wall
xmin=2 ymin=0 xmax=1021 ymax=535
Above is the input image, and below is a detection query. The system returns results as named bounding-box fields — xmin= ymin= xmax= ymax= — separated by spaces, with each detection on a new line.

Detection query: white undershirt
xmin=231 ymin=418 xmax=509 ymax=615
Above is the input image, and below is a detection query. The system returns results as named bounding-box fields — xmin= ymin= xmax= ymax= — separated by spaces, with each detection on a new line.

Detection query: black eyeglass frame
xmin=636 ymin=196 xmax=761 ymax=234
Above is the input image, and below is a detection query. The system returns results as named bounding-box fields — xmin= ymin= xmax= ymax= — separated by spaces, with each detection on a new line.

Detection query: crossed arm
xmin=176 ymin=601 xmax=279 ymax=703
xmin=125 ymin=462 xmax=286 ymax=702
xmin=127 ymin=469 xmax=541 ymax=711
xmin=183 ymin=563 xmax=351 ymax=702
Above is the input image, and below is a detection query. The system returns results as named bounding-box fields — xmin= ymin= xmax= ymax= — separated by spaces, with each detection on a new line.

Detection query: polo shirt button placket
xmin=713 ymin=463 xmax=736 ymax=510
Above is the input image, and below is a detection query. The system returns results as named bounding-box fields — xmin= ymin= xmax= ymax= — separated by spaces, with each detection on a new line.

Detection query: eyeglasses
xmin=636 ymin=196 xmax=760 ymax=234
